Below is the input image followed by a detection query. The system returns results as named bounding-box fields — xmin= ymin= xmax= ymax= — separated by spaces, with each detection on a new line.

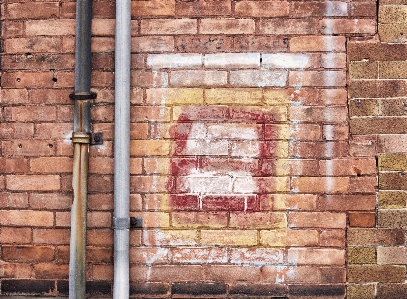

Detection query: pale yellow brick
xmin=201 ymin=230 xmax=258 ymax=246
xmin=146 ymin=88 xmax=204 ymax=105
xmin=205 ymin=88 xmax=263 ymax=105
xmin=130 ymin=140 xmax=171 ymax=156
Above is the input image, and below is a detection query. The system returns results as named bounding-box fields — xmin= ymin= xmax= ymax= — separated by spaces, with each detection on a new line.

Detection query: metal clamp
xmin=69 ymin=92 xmax=97 ymax=100
xmin=72 ymin=132 xmax=91 ymax=144
xmin=113 ymin=217 xmax=131 ymax=230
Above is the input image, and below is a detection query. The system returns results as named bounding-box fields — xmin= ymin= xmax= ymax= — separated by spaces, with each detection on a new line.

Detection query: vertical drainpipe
xmin=113 ymin=0 xmax=131 ymax=297
xmin=69 ymin=0 xmax=95 ymax=296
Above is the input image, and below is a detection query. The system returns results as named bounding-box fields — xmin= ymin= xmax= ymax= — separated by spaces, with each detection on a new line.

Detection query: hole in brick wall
xmin=18 ymin=144 xmax=22 ymax=148
xmin=25 ymin=52 xmax=33 ymax=58
xmin=16 ymin=78 xmax=21 ymax=82
xmin=48 ymin=144 xmax=53 ymax=148
xmin=52 ymin=77 xmax=57 ymax=83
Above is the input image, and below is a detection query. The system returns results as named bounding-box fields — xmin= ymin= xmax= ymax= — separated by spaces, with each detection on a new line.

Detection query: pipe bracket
xmin=113 ymin=217 xmax=131 ymax=230
xmin=72 ymin=132 xmax=91 ymax=144
xmin=69 ymin=92 xmax=97 ymax=100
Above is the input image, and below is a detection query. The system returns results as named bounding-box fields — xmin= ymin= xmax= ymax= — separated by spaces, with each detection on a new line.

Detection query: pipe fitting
xmin=72 ymin=132 xmax=91 ymax=144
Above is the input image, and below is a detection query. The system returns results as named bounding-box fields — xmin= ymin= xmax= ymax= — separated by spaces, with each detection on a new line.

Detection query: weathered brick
xmin=348 ymin=265 xmax=406 ymax=283
xmin=132 ymin=0 xmax=175 ymax=16
xmin=147 ymin=54 xmax=202 ymax=69
xmin=378 ymin=209 xmax=407 ymax=227
xmin=347 ymin=283 xmax=376 ymax=299
xmin=172 ymin=282 xmax=227 ymax=296
xmin=259 ymin=19 xmax=319 ymax=35
xmin=204 ymin=53 xmax=260 ymax=68
xmin=289 ymin=212 xmax=346 ymax=228
xmin=229 ymin=212 xmax=287 ymax=229
xmin=349 ymin=80 xmax=407 ymax=98
xmin=291 ymin=177 xmax=349 ymax=194
xmin=349 ymin=99 xmax=379 ymax=116
xmin=234 ymin=35 xmax=288 ymax=51
xmin=348 ymin=228 xmax=406 ymax=245
xmin=132 ymin=36 xmax=174 ymax=52
xmin=235 ymin=1 xmax=289 ymax=17
xmin=348 ymin=247 xmax=376 ymax=264
xmin=26 ymin=20 xmax=75 ymax=36
xmin=143 ymin=229 xmax=198 ymax=246
xmin=230 ymin=70 xmax=287 ymax=87
xmin=175 ymin=35 xmax=233 ymax=53
xmin=317 ymin=195 xmax=376 ymax=211
xmin=378 ymin=191 xmax=406 ymax=208
xmin=290 ymin=36 xmax=346 ymax=52
xmin=140 ymin=19 xmax=197 ymax=35
xmin=172 ymin=212 xmax=227 ymax=228
xmin=0 ymin=210 xmax=53 ymax=227
xmin=200 ymin=19 xmax=255 ymax=34
xmin=288 ymin=248 xmax=345 ymax=265
xmin=201 ymin=230 xmax=258 ymax=246
xmin=260 ymin=229 xmax=319 ymax=247
xmin=229 ymin=248 xmax=285 ymax=265
xmin=170 ymin=70 xmax=227 ymax=87
xmin=130 ymin=140 xmax=171 ymax=156
xmin=172 ymin=247 xmax=227 ymax=264
xmin=292 ymin=1 xmax=348 ymax=17
xmin=260 ymin=194 xmax=317 ymax=211
xmin=349 ymin=61 xmax=378 ymax=79
xmin=289 ymin=70 xmax=346 ymax=87
xmin=2 ymin=245 xmax=55 ymax=262
xmin=176 ymin=1 xmax=231 ymax=16
xmin=377 ymin=283 xmax=407 ymax=298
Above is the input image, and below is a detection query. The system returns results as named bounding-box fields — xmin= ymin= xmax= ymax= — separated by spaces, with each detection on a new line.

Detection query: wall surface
xmin=1 ymin=0 xmax=406 ymax=298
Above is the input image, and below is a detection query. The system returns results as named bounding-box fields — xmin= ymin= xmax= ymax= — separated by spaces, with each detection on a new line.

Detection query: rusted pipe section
xmin=69 ymin=0 xmax=94 ymax=296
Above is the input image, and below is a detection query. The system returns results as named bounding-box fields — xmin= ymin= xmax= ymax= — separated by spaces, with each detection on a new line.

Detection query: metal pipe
xmin=113 ymin=0 xmax=131 ymax=297
xmin=69 ymin=0 xmax=93 ymax=296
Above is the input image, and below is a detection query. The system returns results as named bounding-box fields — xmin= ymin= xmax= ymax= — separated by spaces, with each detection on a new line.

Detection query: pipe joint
xmin=72 ymin=132 xmax=91 ymax=144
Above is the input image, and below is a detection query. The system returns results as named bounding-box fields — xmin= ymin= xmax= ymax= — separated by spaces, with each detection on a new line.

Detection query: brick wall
xmin=347 ymin=1 xmax=407 ymax=297
xmin=1 ymin=0 xmax=405 ymax=298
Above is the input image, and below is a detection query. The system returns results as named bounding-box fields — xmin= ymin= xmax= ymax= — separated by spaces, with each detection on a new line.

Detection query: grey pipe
xmin=69 ymin=0 xmax=93 ymax=297
xmin=113 ymin=0 xmax=131 ymax=297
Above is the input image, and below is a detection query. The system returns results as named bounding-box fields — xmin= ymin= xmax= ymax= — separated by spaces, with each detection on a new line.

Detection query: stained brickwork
xmin=0 ymin=0 xmax=403 ymax=298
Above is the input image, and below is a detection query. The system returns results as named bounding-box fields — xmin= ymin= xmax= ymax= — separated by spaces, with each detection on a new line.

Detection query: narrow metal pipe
xmin=69 ymin=0 xmax=93 ymax=296
xmin=113 ymin=0 xmax=131 ymax=297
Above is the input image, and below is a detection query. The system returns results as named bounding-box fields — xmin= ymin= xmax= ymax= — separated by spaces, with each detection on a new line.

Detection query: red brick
xmin=234 ymin=35 xmax=288 ymax=51
xmin=291 ymin=1 xmax=348 ymax=17
xmin=0 ymin=227 xmax=32 ymax=244
xmin=349 ymin=176 xmax=377 ymax=193
xmin=6 ymin=2 xmax=60 ymax=19
xmin=176 ymin=1 xmax=231 ymax=16
xmin=29 ymin=193 xmax=72 ymax=210
xmin=30 ymin=157 xmax=72 ymax=173
xmin=141 ymin=19 xmax=197 ymax=35
xmin=87 ymin=246 xmax=112 ymax=263
xmin=2 ymin=245 xmax=55 ymax=262
xmin=287 ymin=248 xmax=345 ymax=265
xmin=172 ymin=247 xmax=227 ymax=264
xmin=319 ymin=158 xmax=376 ymax=176
xmin=34 ymin=263 xmax=69 ymax=279
xmin=290 ymin=141 xmax=348 ymax=158
xmin=130 ymin=247 xmax=170 ymax=264
xmin=175 ymin=35 xmax=233 ymax=53
xmin=87 ymin=229 xmax=113 ymax=246
xmin=0 ymin=210 xmax=53 ymax=227
xmin=260 ymin=229 xmax=319 ymax=247
xmin=4 ymin=37 xmax=62 ymax=54
xmin=259 ymin=19 xmax=319 ymax=35
xmin=321 ymin=18 xmax=376 ymax=34
xmin=93 ymin=1 xmax=115 ymax=18
xmin=25 ymin=20 xmax=75 ymax=36
xmin=290 ymin=36 xmax=346 ymax=52
xmin=0 ymin=193 xmax=28 ymax=209
xmin=289 ymin=212 xmax=347 ymax=228
xmin=1 ymin=263 xmax=33 ymax=278
xmin=349 ymin=212 xmax=376 ymax=227
xmin=235 ymin=1 xmax=289 ymax=17
xmin=260 ymin=194 xmax=317 ymax=211
xmin=33 ymin=229 xmax=70 ymax=245
xmin=2 ymin=21 xmax=24 ymax=36
xmin=317 ymin=195 xmax=376 ymax=211
xmin=172 ymin=212 xmax=227 ymax=228
xmin=229 ymin=248 xmax=285 ymax=264
xmin=289 ymin=71 xmax=346 ymax=87
xmin=290 ymin=106 xmax=348 ymax=123
xmin=204 ymin=265 xmax=261 ymax=282
xmin=319 ymin=229 xmax=346 ymax=247
xmin=200 ymin=19 xmax=255 ymax=34
xmin=6 ymin=175 xmax=60 ymax=191
xmin=132 ymin=0 xmax=175 ymax=16
xmin=2 ymin=71 xmax=56 ymax=88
